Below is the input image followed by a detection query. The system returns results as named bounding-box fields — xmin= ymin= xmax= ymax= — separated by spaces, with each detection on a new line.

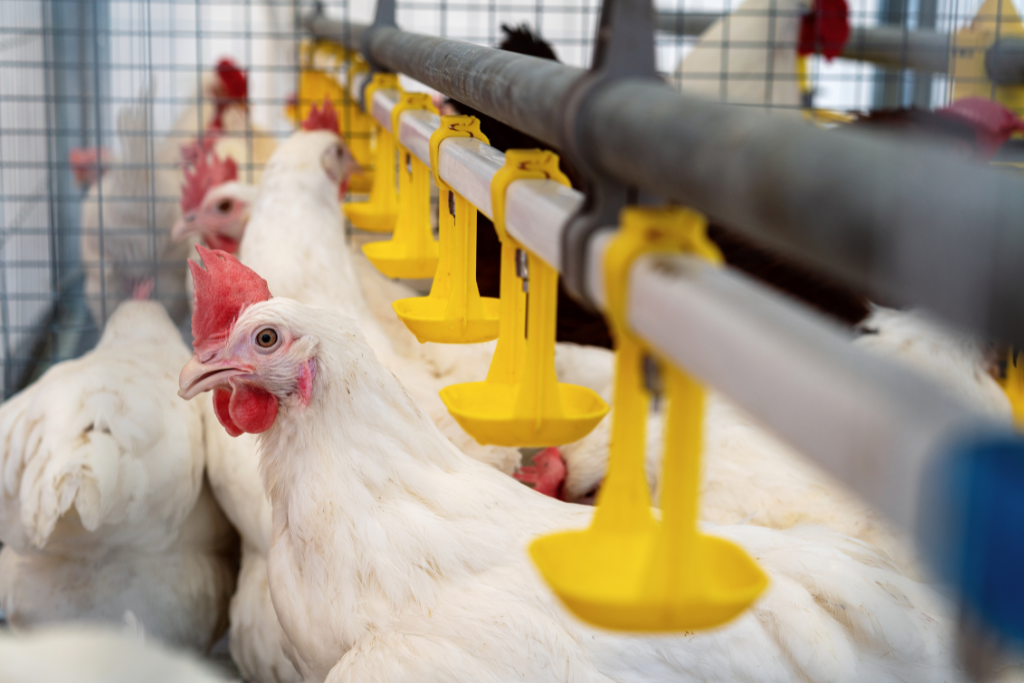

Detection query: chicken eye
xmin=255 ymin=328 xmax=278 ymax=349
xmin=217 ymin=199 xmax=233 ymax=214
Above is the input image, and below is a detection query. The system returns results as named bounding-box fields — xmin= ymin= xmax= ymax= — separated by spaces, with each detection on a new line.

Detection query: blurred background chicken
xmin=0 ymin=298 xmax=238 ymax=651
xmin=673 ymin=0 xmax=849 ymax=114
xmin=78 ymin=58 xmax=252 ymax=329
xmin=0 ymin=626 xmax=231 ymax=683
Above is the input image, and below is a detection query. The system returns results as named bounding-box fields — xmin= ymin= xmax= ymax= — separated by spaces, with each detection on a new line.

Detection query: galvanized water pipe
xmin=309 ymin=14 xmax=1024 ymax=347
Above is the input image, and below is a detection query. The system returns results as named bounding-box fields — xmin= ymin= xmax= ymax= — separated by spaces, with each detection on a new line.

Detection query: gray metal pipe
xmin=843 ymin=24 xmax=950 ymax=73
xmin=305 ymin=14 xmax=1024 ymax=347
xmin=657 ymin=10 xmax=1024 ymax=82
xmin=657 ymin=11 xmax=953 ymax=72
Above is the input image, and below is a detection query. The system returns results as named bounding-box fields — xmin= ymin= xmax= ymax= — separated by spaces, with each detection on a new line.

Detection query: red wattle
xmin=206 ymin=234 xmax=240 ymax=255
xmin=213 ymin=388 xmax=243 ymax=437
xmin=228 ymin=383 xmax=279 ymax=434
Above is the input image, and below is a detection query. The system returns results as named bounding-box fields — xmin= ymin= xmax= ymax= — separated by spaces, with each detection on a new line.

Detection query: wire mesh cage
xmin=0 ymin=0 xmax=1020 ymax=400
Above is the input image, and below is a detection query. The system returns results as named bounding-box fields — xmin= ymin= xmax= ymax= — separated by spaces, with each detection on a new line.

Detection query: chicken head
xmin=179 ymin=246 xmax=316 ymax=437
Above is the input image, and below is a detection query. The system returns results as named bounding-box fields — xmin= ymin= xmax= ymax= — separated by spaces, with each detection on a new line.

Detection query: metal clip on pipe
xmin=558 ymin=0 xmax=662 ymax=308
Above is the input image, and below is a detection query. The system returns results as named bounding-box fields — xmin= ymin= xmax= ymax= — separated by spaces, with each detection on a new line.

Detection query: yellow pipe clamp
xmin=392 ymin=115 xmax=502 ymax=343
xmin=344 ymin=73 xmax=403 ymax=233
xmin=440 ymin=149 xmax=608 ymax=446
xmin=362 ymin=92 xmax=440 ymax=278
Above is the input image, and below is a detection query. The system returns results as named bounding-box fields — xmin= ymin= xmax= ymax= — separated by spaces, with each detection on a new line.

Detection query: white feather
xmin=0 ymin=301 xmax=237 ymax=651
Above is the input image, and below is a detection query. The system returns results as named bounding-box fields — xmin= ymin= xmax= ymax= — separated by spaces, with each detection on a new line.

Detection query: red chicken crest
xmin=302 ymin=97 xmax=340 ymax=134
xmin=189 ymin=245 xmax=272 ymax=352
xmin=798 ymin=0 xmax=850 ymax=61
xmin=216 ymin=58 xmax=248 ymax=100
xmin=181 ymin=151 xmax=238 ymax=215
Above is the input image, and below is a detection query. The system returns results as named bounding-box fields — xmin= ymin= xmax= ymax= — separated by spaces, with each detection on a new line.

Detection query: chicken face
xmin=321 ymin=141 xmax=361 ymax=197
xmin=178 ymin=246 xmax=316 ymax=437
xmin=172 ymin=183 xmax=253 ymax=255
xmin=298 ymin=98 xmax=361 ymax=197
xmin=179 ymin=306 xmax=317 ymax=436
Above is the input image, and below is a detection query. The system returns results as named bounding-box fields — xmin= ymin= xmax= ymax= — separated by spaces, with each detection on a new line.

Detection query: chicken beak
xmin=172 ymin=214 xmax=200 ymax=242
xmin=178 ymin=353 xmax=247 ymax=400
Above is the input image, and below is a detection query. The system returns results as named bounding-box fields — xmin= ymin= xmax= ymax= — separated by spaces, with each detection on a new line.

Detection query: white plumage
xmin=0 ymin=300 xmax=237 ymax=651
xmin=180 ymin=294 xmax=970 ymax=683
xmin=199 ymin=126 xmax=519 ymax=683
xmin=0 ymin=625 xmax=230 ymax=683
xmin=673 ymin=0 xmax=809 ymax=115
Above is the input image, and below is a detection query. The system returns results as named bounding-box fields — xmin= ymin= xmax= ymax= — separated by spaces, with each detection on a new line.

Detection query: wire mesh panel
xmin=0 ymin=1 xmax=56 ymax=396
xmin=0 ymin=0 xmax=1020 ymax=400
xmin=0 ymin=0 xmax=303 ymax=399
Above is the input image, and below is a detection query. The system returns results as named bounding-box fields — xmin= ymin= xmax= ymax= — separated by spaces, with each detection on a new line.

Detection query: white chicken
xmin=0 ymin=625 xmax=230 ymax=683
xmin=560 ymin=305 xmax=1011 ymax=576
xmin=173 ymin=152 xmax=256 ymax=256
xmin=179 ymin=252 xmax=971 ymax=683
xmin=80 ymin=59 xmax=249 ymax=327
xmin=192 ymin=102 xmax=516 ymax=683
xmin=0 ymin=299 xmax=238 ymax=651
xmin=204 ymin=106 xmax=279 ymax=187
xmin=673 ymin=0 xmax=846 ymax=115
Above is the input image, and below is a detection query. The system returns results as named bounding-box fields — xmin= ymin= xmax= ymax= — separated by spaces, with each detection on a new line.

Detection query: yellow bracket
xmin=344 ymin=73 xmax=403 ymax=232
xmin=392 ymin=115 xmax=501 ymax=343
xmin=797 ymin=56 xmax=854 ymax=127
xmin=529 ymin=205 xmax=766 ymax=632
xmin=950 ymin=0 xmax=1024 ymax=112
xmin=362 ymin=92 xmax=440 ymax=278
xmin=291 ymin=70 xmax=347 ymax=130
xmin=439 ymin=149 xmax=608 ymax=446
xmin=340 ymin=58 xmax=374 ymax=192
xmin=1001 ymin=349 xmax=1024 ymax=425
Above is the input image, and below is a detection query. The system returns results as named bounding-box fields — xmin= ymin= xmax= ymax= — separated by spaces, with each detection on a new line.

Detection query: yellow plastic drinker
xmin=1001 ymin=348 xmax=1024 ymax=426
xmin=344 ymin=73 xmax=402 ymax=233
xmin=439 ymin=150 xmax=609 ymax=446
xmin=529 ymin=206 xmax=768 ymax=632
xmin=338 ymin=56 xmax=374 ymax=193
xmin=392 ymin=116 xmax=501 ymax=343
xmin=290 ymin=69 xmax=346 ymax=127
xmin=362 ymin=93 xmax=440 ymax=278
xmin=950 ymin=0 xmax=1024 ymax=111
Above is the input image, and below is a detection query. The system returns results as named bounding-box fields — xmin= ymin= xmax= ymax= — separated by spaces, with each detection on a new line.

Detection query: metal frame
xmin=311 ymin=13 xmax=1024 ymax=349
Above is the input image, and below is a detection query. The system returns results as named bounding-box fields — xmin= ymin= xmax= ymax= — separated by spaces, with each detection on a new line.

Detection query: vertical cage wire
xmin=0 ymin=0 xmax=1019 ymax=400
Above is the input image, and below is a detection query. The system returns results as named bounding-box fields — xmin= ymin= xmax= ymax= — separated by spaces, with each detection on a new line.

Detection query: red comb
xmin=302 ymin=97 xmax=339 ymax=133
xmin=181 ymin=150 xmax=238 ymax=214
xmin=190 ymin=245 xmax=272 ymax=352
xmin=216 ymin=58 xmax=248 ymax=100
xmin=180 ymin=135 xmax=218 ymax=167
xmin=798 ymin=0 xmax=850 ymax=61
xmin=938 ymin=97 xmax=1024 ymax=157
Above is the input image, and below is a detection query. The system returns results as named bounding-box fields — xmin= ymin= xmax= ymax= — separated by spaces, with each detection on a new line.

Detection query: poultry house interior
xmin=0 ymin=0 xmax=1023 ymax=681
